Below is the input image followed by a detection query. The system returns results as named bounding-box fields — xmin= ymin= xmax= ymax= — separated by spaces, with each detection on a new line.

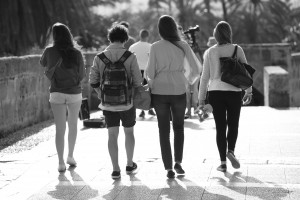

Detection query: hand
xmin=242 ymin=93 xmax=252 ymax=105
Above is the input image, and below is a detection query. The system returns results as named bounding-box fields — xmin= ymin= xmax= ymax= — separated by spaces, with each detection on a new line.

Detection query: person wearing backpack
xmin=89 ymin=24 xmax=143 ymax=179
xmin=145 ymin=15 xmax=202 ymax=178
xmin=40 ymin=23 xmax=86 ymax=172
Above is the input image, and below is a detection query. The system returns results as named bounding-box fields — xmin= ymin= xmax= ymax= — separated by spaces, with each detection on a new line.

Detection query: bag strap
xmin=231 ymin=45 xmax=238 ymax=58
xmin=98 ymin=53 xmax=112 ymax=65
xmin=118 ymin=51 xmax=132 ymax=63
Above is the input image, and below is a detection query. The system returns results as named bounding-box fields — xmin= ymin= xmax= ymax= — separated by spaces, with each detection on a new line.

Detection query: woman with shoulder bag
xmin=198 ymin=21 xmax=252 ymax=172
xmin=40 ymin=23 xmax=86 ymax=172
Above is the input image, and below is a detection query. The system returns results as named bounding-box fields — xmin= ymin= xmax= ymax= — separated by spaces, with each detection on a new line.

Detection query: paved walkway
xmin=0 ymin=106 xmax=300 ymax=200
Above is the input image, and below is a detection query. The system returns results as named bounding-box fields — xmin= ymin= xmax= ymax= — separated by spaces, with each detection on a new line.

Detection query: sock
xmin=221 ymin=161 xmax=227 ymax=165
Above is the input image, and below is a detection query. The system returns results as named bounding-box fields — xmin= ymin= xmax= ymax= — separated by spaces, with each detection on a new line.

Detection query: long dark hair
xmin=158 ymin=15 xmax=185 ymax=54
xmin=52 ymin=22 xmax=82 ymax=68
xmin=213 ymin=21 xmax=232 ymax=45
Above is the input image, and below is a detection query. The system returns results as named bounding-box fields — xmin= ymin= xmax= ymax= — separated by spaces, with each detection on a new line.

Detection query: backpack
xmin=98 ymin=51 xmax=132 ymax=106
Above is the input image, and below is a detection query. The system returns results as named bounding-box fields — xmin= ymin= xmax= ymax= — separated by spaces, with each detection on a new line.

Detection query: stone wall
xmin=0 ymin=55 xmax=52 ymax=137
xmin=241 ymin=43 xmax=292 ymax=106
xmin=0 ymin=53 xmax=99 ymax=137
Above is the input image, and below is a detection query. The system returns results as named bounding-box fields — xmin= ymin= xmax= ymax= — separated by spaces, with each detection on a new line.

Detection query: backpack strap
xmin=98 ymin=53 xmax=112 ymax=65
xmin=231 ymin=45 xmax=238 ymax=58
xmin=118 ymin=51 xmax=132 ymax=63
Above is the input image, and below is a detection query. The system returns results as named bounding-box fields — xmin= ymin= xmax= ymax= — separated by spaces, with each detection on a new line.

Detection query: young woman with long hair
xmin=145 ymin=15 xmax=202 ymax=178
xmin=198 ymin=21 xmax=252 ymax=172
xmin=40 ymin=22 xmax=86 ymax=172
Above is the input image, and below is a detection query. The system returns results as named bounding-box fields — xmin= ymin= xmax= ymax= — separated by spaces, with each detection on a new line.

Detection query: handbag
xmin=133 ymin=84 xmax=152 ymax=110
xmin=44 ymin=57 xmax=62 ymax=80
xmin=220 ymin=45 xmax=255 ymax=90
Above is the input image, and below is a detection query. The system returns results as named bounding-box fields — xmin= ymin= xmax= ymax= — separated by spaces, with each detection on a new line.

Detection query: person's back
xmin=129 ymin=41 xmax=151 ymax=70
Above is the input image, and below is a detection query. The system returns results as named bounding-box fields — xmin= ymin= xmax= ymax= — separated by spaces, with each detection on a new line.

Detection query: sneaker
xmin=217 ymin=164 xmax=227 ymax=172
xmin=111 ymin=171 xmax=121 ymax=179
xmin=58 ymin=164 xmax=66 ymax=172
xmin=227 ymin=151 xmax=240 ymax=169
xmin=139 ymin=111 xmax=145 ymax=118
xmin=148 ymin=109 xmax=156 ymax=116
xmin=126 ymin=162 xmax=137 ymax=174
xmin=174 ymin=163 xmax=185 ymax=175
xmin=67 ymin=157 xmax=77 ymax=166
xmin=167 ymin=170 xmax=175 ymax=178
xmin=184 ymin=114 xmax=191 ymax=119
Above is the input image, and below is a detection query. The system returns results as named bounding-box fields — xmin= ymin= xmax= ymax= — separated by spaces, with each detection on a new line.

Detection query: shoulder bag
xmin=220 ymin=45 xmax=255 ymax=90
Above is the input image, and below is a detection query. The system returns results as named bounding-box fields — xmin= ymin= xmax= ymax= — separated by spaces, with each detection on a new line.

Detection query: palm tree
xmin=0 ymin=0 xmax=126 ymax=56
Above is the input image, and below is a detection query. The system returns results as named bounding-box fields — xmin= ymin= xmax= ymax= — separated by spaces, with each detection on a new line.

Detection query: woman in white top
xmin=198 ymin=21 xmax=252 ymax=172
xmin=145 ymin=15 xmax=201 ymax=178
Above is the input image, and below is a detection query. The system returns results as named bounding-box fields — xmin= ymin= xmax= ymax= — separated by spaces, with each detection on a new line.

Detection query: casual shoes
xmin=67 ymin=157 xmax=77 ymax=167
xmin=139 ymin=111 xmax=145 ymax=118
xmin=58 ymin=164 xmax=66 ymax=172
xmin=227 ymin=151 xmax=240 ymax=169
xmin=174 ymin=163 xmax=185 ymax=175
xmin=126 ymin=162 xmax=137 ymax=174
xmin=111 ymin=171 xmax=121 ymax=179
xmin=167 ymin=170 xmax=175 ymax=178
xmin=148 ymin=109 xmax=156 ymax=116
xmin=217 ymin=164 xmax=227 ymax=172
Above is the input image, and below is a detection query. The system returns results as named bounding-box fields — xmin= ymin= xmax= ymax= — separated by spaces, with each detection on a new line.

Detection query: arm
xmin=40 ymin=48 xmax=48 ymax=67
xmin=89 ymin=56 xmax=101 ymax=98
xmin=145 ymin=45 xmax=155 ymax=87
xmin=184 ymin=43 xmax=202 ymax=84
xmin=237 ymin=46 xmax=253 ymax=104
xmin=130 ymin=54 xmax=143 ymax=87
xmin=198 ymin=50 xmax=211 ymax=106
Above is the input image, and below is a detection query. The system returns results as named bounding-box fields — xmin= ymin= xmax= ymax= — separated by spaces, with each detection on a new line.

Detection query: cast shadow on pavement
xmin=102 ymin=175 xmax=235 ymax=200
xmin=212 ymin=171 xmax=289 ymax=200
xmin=47 ymin=167 xmax=98 ymax=200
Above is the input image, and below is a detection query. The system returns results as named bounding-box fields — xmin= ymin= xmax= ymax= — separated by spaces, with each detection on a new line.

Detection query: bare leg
xmin=124 ymin=126 xmax=135 ymax=166
xmin=108 ymin=126 xmax=120 ymax=171
xmin=51 ymin=103 xmax=67 ymax=165
xmin=66 ymin=101 xmax=81 ymax=158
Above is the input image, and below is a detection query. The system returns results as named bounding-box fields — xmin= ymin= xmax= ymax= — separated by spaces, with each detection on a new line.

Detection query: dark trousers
xmin=208 ymin=91 xmax=242 ymax=162
xmin=151 ymin=93 xmax=186 ymax=169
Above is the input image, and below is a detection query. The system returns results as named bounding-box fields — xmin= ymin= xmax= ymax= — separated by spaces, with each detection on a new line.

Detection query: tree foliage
xmin=0 ymin=0 xmax=126 ymax=56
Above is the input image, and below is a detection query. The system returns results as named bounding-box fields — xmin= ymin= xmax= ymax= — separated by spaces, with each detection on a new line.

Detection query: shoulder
xmin=151 ymin=40 xmax=163 ymax=48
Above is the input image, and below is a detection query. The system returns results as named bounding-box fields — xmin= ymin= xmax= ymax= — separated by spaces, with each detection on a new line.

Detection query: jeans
xmin=151 ymin=93 xmax=186 ymax=169
xmin=208 ymin=91 xmax=242 ymax=162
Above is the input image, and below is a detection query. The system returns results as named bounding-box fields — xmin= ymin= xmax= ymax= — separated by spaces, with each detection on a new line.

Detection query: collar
xmin=106 ymin=43 xmax=125 ymax=50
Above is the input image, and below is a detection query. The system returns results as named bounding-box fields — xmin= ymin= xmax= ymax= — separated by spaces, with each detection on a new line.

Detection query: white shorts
xmin=49 ymin=92 xmax=82 ymax=104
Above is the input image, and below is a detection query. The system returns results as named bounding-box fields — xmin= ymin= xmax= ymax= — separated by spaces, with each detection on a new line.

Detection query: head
xmin=119 ymin=21 xmax=130 ymax=29
xmin=213 ymin=21 xmax=232 ymax=45
xmin=139 ymin=29 xmax=149 ymax=41
xmin=207 ymin=36 xmax=217 ymax=47
xmin=52 ymin=22 xmax=74 ymax=48
xmin=107 ymin=24 xmax=129 ymax=44
xmin=158 ymin=15 xmax=181 ymax=42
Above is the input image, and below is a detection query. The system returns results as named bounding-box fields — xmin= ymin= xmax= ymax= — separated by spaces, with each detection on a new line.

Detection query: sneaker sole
xmin=111 ymin=175 xmax=121 ymax=179
xmin=126 ymin=168 xmax=137 ymax=174
xmin=227 ymin=153 xmax=240 ymax=169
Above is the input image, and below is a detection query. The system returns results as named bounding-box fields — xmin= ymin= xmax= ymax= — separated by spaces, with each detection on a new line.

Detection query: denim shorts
xmin=49 ymin=92 xmax=82 ymax=104
xmin=103 ymin=107 xmax=136 ymax=128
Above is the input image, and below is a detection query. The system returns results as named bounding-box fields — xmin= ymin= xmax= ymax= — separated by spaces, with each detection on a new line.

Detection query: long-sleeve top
xmin=89 ymin=43 xmax=143 ymax=111
xmin=145 ymin=39 xmax=202 ymax=95
xmin=40 ymin=46 xmax=85 ymax=94
xmin=198 ymin=44 xmax=252 ymax=101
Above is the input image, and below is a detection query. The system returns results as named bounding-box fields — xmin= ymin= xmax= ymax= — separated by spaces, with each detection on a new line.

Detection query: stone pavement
xmin=0 ymin=106 xmax=300 ymax=200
